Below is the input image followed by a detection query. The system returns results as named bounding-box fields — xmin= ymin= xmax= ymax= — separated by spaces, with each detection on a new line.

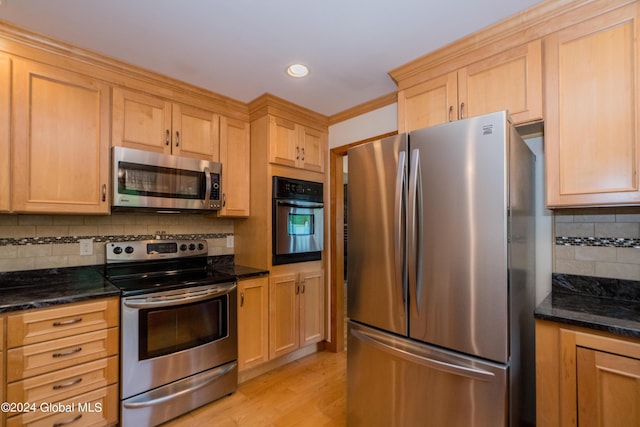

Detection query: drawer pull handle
xmin=53 ymin=377 xmax=83 ymax=390
xmin=52 ymin=318 xmax=82 ymax=327
xmin=52 ymin=347 xmax=82 ymax=358
xmin=53 ymin=413 xmax=83 ymax=427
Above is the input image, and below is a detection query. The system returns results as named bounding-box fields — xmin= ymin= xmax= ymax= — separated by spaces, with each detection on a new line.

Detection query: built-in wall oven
xmin=272 ymin=176 xmax=324 ymax=265
xmin=105 ymin=239 xmax=237 ymax=427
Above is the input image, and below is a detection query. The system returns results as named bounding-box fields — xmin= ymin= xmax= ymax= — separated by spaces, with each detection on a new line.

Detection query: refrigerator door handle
xmin=408 ymin=148 xmax=423 ymax=316
xmin=351 ymin=325 xmax=496 ymax=382
xmin=395 ymin=150 xmax=407 ymax=305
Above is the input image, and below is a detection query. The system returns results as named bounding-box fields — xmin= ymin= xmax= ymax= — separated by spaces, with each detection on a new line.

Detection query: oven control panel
xmin=106 ymin=239 xmax=208 ymax=262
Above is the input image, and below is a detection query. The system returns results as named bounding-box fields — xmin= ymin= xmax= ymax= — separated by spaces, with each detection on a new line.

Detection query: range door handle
xmin=123 ymin=282 xmax=237 ymax=309
xmin=351 ymin=324 xmax=496 ymax=382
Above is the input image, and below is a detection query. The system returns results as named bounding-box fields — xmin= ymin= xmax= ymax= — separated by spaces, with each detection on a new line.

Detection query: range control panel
xmin=106 ymin=239 xmax=208 ymax=262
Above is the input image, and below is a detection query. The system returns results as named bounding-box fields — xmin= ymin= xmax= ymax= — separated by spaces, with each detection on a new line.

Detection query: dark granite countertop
xmin=0 ymin=265 xmax=120 ymax=313
xmin=534 ymin=273 xmax=640 ymax=339
xmin=213 ymin=264 xmax=269 ymax=279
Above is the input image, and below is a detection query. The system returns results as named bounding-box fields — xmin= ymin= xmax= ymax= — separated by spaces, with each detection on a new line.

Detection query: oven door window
xmin=288 ymin=213 xmax=314 ymax=236
xmin=139 ymin=295 xmax=228 ymax=360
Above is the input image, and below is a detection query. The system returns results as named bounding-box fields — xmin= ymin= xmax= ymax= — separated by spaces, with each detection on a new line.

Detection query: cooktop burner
xmin=105 ymin=239 xmax=236 ymax=296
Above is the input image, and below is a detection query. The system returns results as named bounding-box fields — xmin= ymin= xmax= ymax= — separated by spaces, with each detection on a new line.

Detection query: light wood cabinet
xmin=544 ymin=3 xmax=640 ymax=207
xmin=112 ymin=87 xmax=220 ymax=161
xmin=268 ymin=116 xmax=326 ymax=173
xmin=397 ymin=40 xmax=542 ymax=132
xmin=269 ymin=270 xmax=325 ymax=360
xmin=11 ymin=59 xmax=111 ymax=214
xmin=237 ymin=276 xmax=269 ymax=371
xmin=536 ymin=319 xmax=640 ymax=427
xmin=4 ymin=298 xmax=119 ymax=426
xmin=0 ymin=55 xmax=10 ymax=213
xmin=219 ymin=116 xmax=250 ymax=217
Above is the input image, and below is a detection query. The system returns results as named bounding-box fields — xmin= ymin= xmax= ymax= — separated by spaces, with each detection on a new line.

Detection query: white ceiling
xmin=0 ymin=0 xmax=543 ymax=117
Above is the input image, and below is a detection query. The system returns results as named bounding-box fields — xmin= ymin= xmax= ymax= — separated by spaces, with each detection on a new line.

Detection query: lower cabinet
xmin=4 ymin=298 xmax=119 ymax=427
xmin=237 ymin=276 xmax=269 ymax=371
xmin=536 ymin=319 xmax=640 ymax=427
xmin=269 ymin=270 xmax=325 ymax=360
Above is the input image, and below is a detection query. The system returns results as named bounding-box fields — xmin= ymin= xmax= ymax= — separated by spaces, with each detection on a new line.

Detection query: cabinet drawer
xmin=6 ymin=384 xmax=118 ymax=427
xmin=7 ymin=298 xmax=118 ymax=348
xmin=7 ymin=328 xmax=118 ymax=382
xmin=7 ymin=356 xmax=118 ymax=405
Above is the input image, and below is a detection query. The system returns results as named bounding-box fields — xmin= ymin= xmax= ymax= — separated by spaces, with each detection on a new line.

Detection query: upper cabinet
xmin=269 ymin=116 xmax=326 ymax=173
xmin=112 ymin=87 xmax=220 ymax=161
xmin=219 ymin=116 xmax=250 ymax=217
xmin=544 ymin=3 xmax=640 ymax=207
xmin=12 ymin=59 xmax=111 ymax=214
xmin=250 ymin=94 xmax=328 ymax=174
xmin=397 ymin=40 xmax=542 ymax=132
xmin=0 ymin=55 xmax=10 ymax=213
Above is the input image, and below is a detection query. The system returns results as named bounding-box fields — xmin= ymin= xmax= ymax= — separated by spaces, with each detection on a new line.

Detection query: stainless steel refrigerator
xmin=347 ymin=111 xmax=535 ymax=426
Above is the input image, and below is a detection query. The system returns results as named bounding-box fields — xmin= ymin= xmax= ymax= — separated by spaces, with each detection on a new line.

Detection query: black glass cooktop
xmin=106 ymin=257 xmax=236 ymax=296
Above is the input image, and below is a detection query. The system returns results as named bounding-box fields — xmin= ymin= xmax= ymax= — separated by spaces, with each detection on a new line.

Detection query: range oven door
xmin=120 ymin=282 xmax=237 ymax=401
xmin=273 ymin=199 xmax=324 ymax=265
xmin=112 ymin=146 xmax=222 ymax=211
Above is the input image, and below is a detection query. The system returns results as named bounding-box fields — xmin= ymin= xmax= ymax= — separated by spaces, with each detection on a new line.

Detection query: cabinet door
xmin=219 ymin=116 xmax=250 ymax=217
xmin=298 ymin=125 xmax=325 ymax=173
xmin=299 ymin=270 xmax=325 ymax=347
xmin=545 ymin=4 xmax=640 ymax=207
xmin=577 ymin=347 xmax=640 ymax=427
xmin=269 ymin=116 xmax=298 ymax=167
xmin=458 ymin=40 xmax=542 ymax=124
xmin=172 ymin=103 xmax=220 ymax=161
xmin=0 ymin=55 xmax=10 ymax=213
xmin=112 ymin=87 xmax=172 ymax=154
xmin=269 ymin=273 xmax=298 ymax=359
xmin=397 ymin=71 xmax=458 ymax=132
xmin=12 ymin=60 xmax=110 ymax=214
xmin=237 ymin=277 xmax=269 ymax=371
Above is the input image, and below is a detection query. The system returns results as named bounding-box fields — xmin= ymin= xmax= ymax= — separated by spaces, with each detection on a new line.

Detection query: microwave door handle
xmin=204 ymin=167 xmax=212 ymax=207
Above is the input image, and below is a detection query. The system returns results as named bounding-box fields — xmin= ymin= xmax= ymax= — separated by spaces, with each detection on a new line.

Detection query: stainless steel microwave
xmin=112 ymin=146 xmax=222 ymax=212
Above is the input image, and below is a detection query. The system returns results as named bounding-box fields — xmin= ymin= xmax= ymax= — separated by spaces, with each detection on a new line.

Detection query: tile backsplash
xmin=0 ymin=213 xmax=234 ymax=272
xmin=554 ymin=208 xmax=640 ymax=280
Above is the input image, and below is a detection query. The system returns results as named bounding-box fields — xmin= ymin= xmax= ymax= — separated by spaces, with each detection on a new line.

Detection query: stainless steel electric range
xmin=105 ymin=239 xmax=237 ymax=427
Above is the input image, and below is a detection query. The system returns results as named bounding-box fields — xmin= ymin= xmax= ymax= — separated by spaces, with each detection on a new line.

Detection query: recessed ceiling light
xmin=286 ymin=63 xmax=309 ymax=78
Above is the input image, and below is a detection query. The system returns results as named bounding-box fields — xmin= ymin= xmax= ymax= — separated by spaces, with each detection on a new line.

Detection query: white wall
xmin=328 ymin=104 xmax=397 ymax=148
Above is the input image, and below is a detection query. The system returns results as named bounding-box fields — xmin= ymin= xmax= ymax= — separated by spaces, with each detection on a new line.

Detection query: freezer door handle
xmin=351 ymin=325 xmax=496 ymax=382
xmin=395 ymin=150 xmax=407 ymax=306
xmin=408 ymin=148 xmax=423 ymax=317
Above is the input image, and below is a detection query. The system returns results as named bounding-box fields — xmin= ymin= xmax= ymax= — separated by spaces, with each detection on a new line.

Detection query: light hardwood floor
xmin=162 ymin=350 xmax=347 ymax=427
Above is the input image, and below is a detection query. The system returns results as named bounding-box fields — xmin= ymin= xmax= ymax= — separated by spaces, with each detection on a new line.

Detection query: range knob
xmin=180 ymin=244 xmax=188 ymax=251
xmin=188 ymin=243 xmax=196 ymax=251
xmin=113 ymin=246 xmax=123 ymax=255
xmin=198 ymin=243 xmax=205 ymax=251
xmin=125 ymin=246 xmax=134 ymax=254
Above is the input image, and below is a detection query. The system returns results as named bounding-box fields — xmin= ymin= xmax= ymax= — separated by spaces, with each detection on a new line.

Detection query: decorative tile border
xmin=556 ymin=236 xmax=640 ymax=248
xmin=0 ymin=233 xmax=233 ymax=247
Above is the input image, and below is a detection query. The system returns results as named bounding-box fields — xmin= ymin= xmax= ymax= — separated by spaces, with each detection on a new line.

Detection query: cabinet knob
xmin=175 ymin=131 xmax=180 ymax=147
xmin=240 ymin=291 xmax=244 ymax=307
xmin=301 ymin=147 xmax=305 ymax=161
xmin=449 ymin=105 xmax=454 ymax=122
xmin=296 ymin=146 xmax=300 ymax=160
xmin=101 ymin=184 xmax=106 ymax=202
xmin=460 ymin=102 xmax=465 ymax=119
xmin=165 ymin=129 xmax=170 ymax=146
